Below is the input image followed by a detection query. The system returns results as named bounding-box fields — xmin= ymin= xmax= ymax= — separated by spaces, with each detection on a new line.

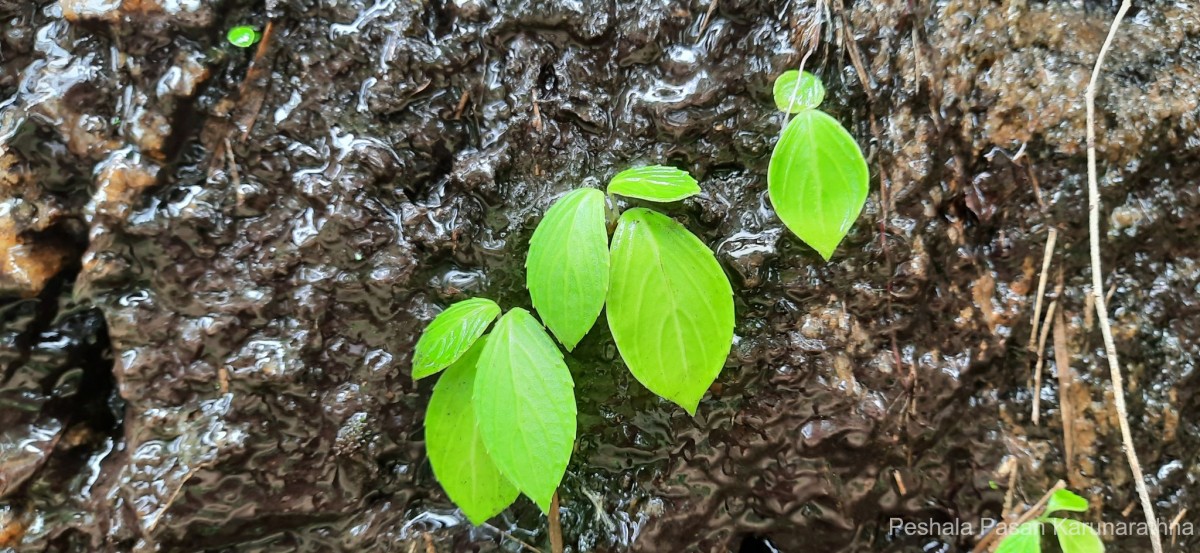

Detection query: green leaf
xmin=227 ymin=25 xmax=261 ymax=48
xmin=425 ymin=337 xmax=519 ymax=525
xmin=412 ymin=298 xmax=501 ymax=380
xmin=996 ymin=521 xmax=1042 ymax=553
xmin=607 ymin=165 xmax=700 ymax=203
xmin=768 ymin=109 xmax=869 ymax=260
xmin=773 ymin=70 xmax=825 ymax=113
xmin=1043 ymin=489 xmax=1090 ymax=517
xmin=474 ymin=309 xmax=576 ymax=512
xmin=607 ymin=208 xmax=735 ymax=415
xmin=1047 ymin=518 xmax=1105 ymax=553
xmin=526 ymin=189 xmax=610 ymax=350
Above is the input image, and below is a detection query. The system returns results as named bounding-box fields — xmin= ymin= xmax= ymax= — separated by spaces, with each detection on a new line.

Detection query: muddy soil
xmin=2 ymin=0 xmax=1199 ymax=551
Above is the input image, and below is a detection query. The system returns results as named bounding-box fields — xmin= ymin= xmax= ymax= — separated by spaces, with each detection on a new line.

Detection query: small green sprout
xmin=767 ymin=69 xmax=869 ymax=260
xmin=227 ymin=25 xmax=261 ymax=48
xmin=995 ymin=489 xmax=1104 ymax=553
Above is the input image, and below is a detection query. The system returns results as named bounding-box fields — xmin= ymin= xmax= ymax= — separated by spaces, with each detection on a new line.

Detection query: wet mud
xmin=2 ymin=0 xmax=1199 ymax=551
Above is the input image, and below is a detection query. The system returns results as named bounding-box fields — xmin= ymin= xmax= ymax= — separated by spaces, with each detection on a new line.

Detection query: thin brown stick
xmin=490 ymin=528 xmax=540 ymax=553
xmin=1052 ymin=300 xmax=1076 ymax=474
xmin=453 ymin=90 xmax=470 ymax=120
xmin=1027 ymin=228 xmax=1058 ymax=352
xmin=549 ymin=491 xmax=563 ymax=553
xmin=1170 ymin=508 xmax=1187 ymax=546
xmin=1032 ymin=300 xmax=1057 ymax=425
xmin=531 ymin=89 xmax=543 ymax=133
xmin=973 ymin=480 xmax=1068 ymax=553
xmin=1085 ymin=2 xmax=1162 ymax=551
xmin=696 ymin=0 xmax=719 ymax=40
xmin=1000 ymin=457 xmax=1019 ymax=519
xmin=237 ymin=21 xmax=276 ymax=142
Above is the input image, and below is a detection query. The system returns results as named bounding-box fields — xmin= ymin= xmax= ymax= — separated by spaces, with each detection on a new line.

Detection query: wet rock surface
xmin=1 ymin=0 xmax=1199 ymax=551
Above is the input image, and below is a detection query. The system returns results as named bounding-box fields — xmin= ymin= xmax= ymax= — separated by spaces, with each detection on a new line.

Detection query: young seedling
xmin=416 ymin=301 xmax=575 ymax=524
xmin=227 ymin=25 xmax=262 ymax=48
xmin=995 ymin=489 xmax=1105 ymax=553
xmin=767 ymin=70 xmax=869 ymax=260
xmin=415 ymin=165 xmax=734 ymax=526
xmin=527 ymin=165 xmax=734 ymax=414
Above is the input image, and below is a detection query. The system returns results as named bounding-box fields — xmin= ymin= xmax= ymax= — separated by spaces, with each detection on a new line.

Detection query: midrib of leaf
xmin=643 ymin=217 xmax=717 ymax=386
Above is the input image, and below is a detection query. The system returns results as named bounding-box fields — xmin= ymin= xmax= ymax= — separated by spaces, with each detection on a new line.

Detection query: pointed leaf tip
xmin=526 ymin=189 xmax=610 ymax=351
xmin=474 ymin=308 xmax=577 ymax=512
xmin=608 ymin=165 xmax=700 ymax=202
xmin=607 ymin=208 xmax=734 ymax=414
xmin=412 ymin=298 xmax=501 ymax=380
xmin=768 ymin=110 xmax=868 ymax=261
xmin=425 ymin=337 xmax=519 ymax=525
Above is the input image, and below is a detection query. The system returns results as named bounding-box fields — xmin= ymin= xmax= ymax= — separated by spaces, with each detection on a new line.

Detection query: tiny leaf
xmin=425 ymin=337 xmax=519 ymax=525
xmin=1047 ymin=518 xmax=1105 ymax=553
xmin=412 ymin=298 xmax=501 ymax=380
xmin=474 ymin=309 xmax=576 ymax=512
xmin=995 ymin=521 xmax=1042 ymax=553
xmin=607 ymin=208 xmax=734 ymax=415
xmin=526 ymin=189 xmax=610 ymax=350
xmin=773 ymin=70 xmax=825 ymax=113
xmin=608 ymin=165 xmax=700 ymax=202
xmin=768 ymin=109 xmax=869 ymax=260
xmin=1043 ymin=489 xmax=1090 ymax=517
xmin=227 ymin=25 xmax=261 ymax=48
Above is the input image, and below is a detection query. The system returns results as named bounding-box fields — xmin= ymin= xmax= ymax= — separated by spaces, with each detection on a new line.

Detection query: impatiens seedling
xmin=416 ymin=302 xmax=575 ymax=524
xmin=227 ymin=25 xmax=261 ymax=48
xmin=528 ymin=165 xmax=734 ymax=414
xmin=415 ymin=165 xmax=733 ymax=526
xmin=767 ymin=69 xmax=869 ymax=260
xmin=995 ymin=489 xmax=1104 ymax=553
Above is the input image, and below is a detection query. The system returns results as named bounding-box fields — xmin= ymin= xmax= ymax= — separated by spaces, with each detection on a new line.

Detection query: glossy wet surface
xmin=2 ymin=0 xmax=1199 ymax=551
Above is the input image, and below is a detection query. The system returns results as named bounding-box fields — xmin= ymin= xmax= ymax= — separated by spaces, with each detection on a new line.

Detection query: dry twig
xmin=1031 ymin=300 xmax=1056 ymax=425
xmin=1027 ymin=228 xmax=1058 ymax=352
xmin=1084 ymin=2 xmax=1162 ymax=551
xmin=1051 ymin=300 xmax=1076 ymax=474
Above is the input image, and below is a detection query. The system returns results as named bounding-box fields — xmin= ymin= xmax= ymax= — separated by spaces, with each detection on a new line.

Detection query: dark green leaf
xmin=608 ymin=165 xmax=700 ymax=202
xmin=768 ymin=109 xmax=869 ymax=260
xmin=773 ymin=70 xmax=825 ymax=113
xmin=607 ymin=208 xmax=734 ymax=415
xmin=412 ymin=298 xmax=501 ymax=380
xmin=526 ymin=189 xmax=610 ymax=350
xmin=425 ymin=337 xmax=519 ymax=525
xmin=474 ymin=309 xmax=576 ymax=512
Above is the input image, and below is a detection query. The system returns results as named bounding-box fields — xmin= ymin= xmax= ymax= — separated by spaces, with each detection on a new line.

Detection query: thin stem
xmin=1085 ymin=2 xmax=1163 ymax=552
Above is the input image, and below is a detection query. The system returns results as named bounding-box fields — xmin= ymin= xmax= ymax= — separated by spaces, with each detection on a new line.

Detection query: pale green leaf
xmin=607 ymin=208 xmax=734 ymax=415
xmin=768 ymin=109 xmax=869 ymax=260
xmin=1043 ymin=489 xmax=1089 ymax=517
xmin=526 ymin=189 xmax=610 ymax=350
xmin=996 ymin=521 xmax=1042 ymax=553
xmin=607 ymin=165 xmax=700 ymax=202
xmin=773 ymin=70 xmax=825 ymax=113
xmin=1047 ymin=518 xmax=1105 ymax=553
xmin=425 ymin=337 xmax=519 ymax=525
xmin=412 ymin=298 xmax=501 ymax=379
xmin=474 ymin=308 xmax=576 ymax=512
